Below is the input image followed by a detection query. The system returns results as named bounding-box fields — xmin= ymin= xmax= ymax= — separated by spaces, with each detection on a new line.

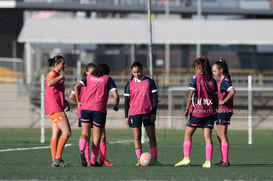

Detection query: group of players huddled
xmin=44 ymin=56 xmax=235 ymax=168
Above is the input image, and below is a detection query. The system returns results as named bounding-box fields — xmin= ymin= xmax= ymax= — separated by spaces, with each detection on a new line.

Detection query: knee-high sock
xmin=85 ymin=141 xmax=90 ymax=163
xmin=91 ymin=148 xmax=99 ymax=165
xmin=221 ymin=142 xmax=229 ymax=163
xmin=150 ymin=147 xmax=158 ymax=160
xmin=50 ymin=138 xmax=58 ymax=161
xmin=219 ymin=143 xmax=223 ymax=160
xmin=99 ymin=141 xmax=107 ymax=162
xmin=183 ymin=141 xmax=192 ymax=158
xmin=55 ymin=136 xmax=68 ymax=159
xmin=206 ymin=144 xmax=213 ymax=161
xmin=79 ymin=138 xmax=87 ymax=151
xmin=135 ymin=148 xmax=142 ymax=160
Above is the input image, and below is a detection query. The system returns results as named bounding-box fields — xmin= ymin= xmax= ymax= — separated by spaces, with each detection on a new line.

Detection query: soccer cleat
xmin=202 ymin=160 xmax=211 ymax=168
xmin=136 ymin=160 xmax=141 ymax=167
xmin=103 ymin=159 xmax=114 ymax=166
xmin=175 ymin=157 xmax=190 ymax=167
xmin=88 ymin=161 xmax=103 ymax=167
xmin=214 ymin=160 xmax=230 ymax=167
xmin=80 ymin=151 xmax=87 ymax=167
xmin=52 ymin=158 xmax=69 ymax=167
xmin=59 ymin=158 xmax=69 ymax=167
xmin=51 ymin=159 xmax=60 ymax=167
xmin=152 ymin=160 xmax=163 ymax=166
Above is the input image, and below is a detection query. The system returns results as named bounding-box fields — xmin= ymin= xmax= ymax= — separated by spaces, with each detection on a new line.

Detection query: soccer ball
xmin=139 ymin=152 xmax=153 ymax=166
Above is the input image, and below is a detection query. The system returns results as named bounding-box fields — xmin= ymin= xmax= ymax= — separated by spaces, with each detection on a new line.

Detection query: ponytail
xmin=82 ymin=63 xmax=96 ymax=77
xmin=214 ymin=59 xmax=231 ymax=78
xmin=48 ymin=55 xmax=64 ymax=67
xmin=193 ymin=57 xmax=212 ymax=79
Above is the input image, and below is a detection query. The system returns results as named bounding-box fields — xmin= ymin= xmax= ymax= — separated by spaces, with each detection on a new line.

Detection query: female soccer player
xmin=70 ymin=63 xmax=114 ymax=167
xmin=45 ymin=55 xmax=71 ymax=167
xmin=212 ymin=59 xmax=236 ymax=167
xmin=74 ymin=63 xmax=119 ymax=167
xmin=175 ymin=57 xmax=217 ymax=168
xmin=124 ymin=61 xmax=162 ymax=166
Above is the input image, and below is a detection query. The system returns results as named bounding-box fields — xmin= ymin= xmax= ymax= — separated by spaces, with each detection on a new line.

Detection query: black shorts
xmin=216 ymin=112 xmax=233 ymax=125
xmin=78 ymin=118 xmax=93 ymax=128
xmin=81 ymin=110 xmax=106 ymax=128
xmin=130 ymin=113 xmax=154 ymax=128
xmin=187 ymin=116 xmax=215 ymax=129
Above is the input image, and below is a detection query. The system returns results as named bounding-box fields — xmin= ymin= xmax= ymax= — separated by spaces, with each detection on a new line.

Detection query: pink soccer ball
xmin=139 ymin=152 xmax=153 ymax=166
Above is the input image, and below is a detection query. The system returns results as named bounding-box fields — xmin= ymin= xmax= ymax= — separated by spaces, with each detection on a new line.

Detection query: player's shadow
xmin=231 ymin=163 xmax=272 ymax=167
xmin=164 ymin=163 xmax=272 ymax=168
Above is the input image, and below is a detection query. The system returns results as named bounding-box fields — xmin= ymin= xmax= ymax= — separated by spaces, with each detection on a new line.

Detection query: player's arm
xmin=220 ymin=88 xmax=236 ymax=105
xmin=47 ymin=73 xmax=64 ymax=87
xmin=108 ymin=77 xmax=119 ymax=111
xmin=184 ymin=90 xmax=195 ymax=117
xmin=149 ymin=79 xmax=158 ymax=122
xmin=124 ymin=82 xmax=131 ymax=125
xmin=219 ymin=79 xmax=236 ymax=105
xmin=69 ymin=90 xmax=77 ymax=103
xmin=185 ymin=76 xmax=196 ymax=117
xmin=74 ymin=77 xmax=86 ymax=107
xmin=74 ymin=82 xmax=83 ymax=107
xmin=111 ymin=90 xmax=119 ymax=111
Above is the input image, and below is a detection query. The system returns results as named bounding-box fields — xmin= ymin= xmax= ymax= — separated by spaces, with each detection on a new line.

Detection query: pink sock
xmin=91 ymin=148 xmax=99 ymax=165
xmin=183 ymin=141 xmax=192 ymax=158
xmin=219 ymin=143 xmax=223 ymax=160
xmin=79 ymin=138 xmax=87 ymax=151
xmin=84 ymin=142 xmax=90 ymax=163
xmin=206 ymin=144 xmax=213 ymax=161
xmin=221 ymin=142 xmax=229 ymax=163
xmin=135 ymin=148 xmax=142 ymax=160
xmin=150 ymin=147 xmax=158 ymax=160
xmin=99 ymin=141 xmax=107 ymax=163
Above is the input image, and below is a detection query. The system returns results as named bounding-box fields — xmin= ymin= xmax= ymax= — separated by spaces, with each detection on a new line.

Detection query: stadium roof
xmin=18 ymin=18 xmax=273 ymax=45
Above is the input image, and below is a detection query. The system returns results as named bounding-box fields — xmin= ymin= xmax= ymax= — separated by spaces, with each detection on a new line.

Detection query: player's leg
xmin=90 ymin=111 xmax=106 ymax=167
xmin=216 ymin=124 xmax=230 ymax=166
xmin=52 ymin=113 xmax=71 ymax=167
xmin=90 ymin=126 xmax=103 ymax=166
xmin=145 ymin=125 xmax=162 ymax=166
xmin=175 ymin=126 xmax=196 ymax=167
xmin=79 ymin=110 xmax=92 ymax=167
xmin=130 ymin=115 xmax=142 ymax=166
xmin=50 ymin=121 xmax=60 ymax=162
xmin=215 ymin=113 xmax=231 ymax=167
xmin=133 ymin=127 xmax=142 ymax=160
xmin=202 ymin=127 xmax=213 ymax=168
xmin=84 ymin=123 xmax=91 ymax=165
xmin=99 ymin=129 xmax=114 ymax=166
xmin=79 ymin=122 xmax=90 ymax=167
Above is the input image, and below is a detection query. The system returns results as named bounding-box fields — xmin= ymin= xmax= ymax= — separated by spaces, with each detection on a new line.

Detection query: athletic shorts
xmin=216 ymin=112 xmax=233 ymax=125
xmin=130 ymin=113 xmax=155 ymax=128
xmin=81 ymin=110 xmax=106 ymax=128
xmin=78 ymin=118 xmax=94 ymax=128
xmin=187 ymin=115 xmax=215 ymax=129
xmin=48 ymin=112 xmax=68 ymax=124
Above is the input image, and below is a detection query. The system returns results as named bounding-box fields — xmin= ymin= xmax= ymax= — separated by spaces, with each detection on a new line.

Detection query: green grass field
xmin=0 ymin=128 xmax=272 ymax=181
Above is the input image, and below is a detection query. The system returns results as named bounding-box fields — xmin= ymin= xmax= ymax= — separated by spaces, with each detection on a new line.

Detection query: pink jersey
xmin=80 ymin=74 xmax=116 ymax=113
xmin=128 ymin=77 xmax=154 ymax=116
xmin=218 ymin=76 xmax=233 ymax=113
xmin=188 ymin=74 xmax=217 ymax=118
xmin=44 ymin=69 xmax=65 ymax=115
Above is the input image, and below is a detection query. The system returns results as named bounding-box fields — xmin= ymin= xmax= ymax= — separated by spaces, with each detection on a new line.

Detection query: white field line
xmin=0 ymin=143 xmax=72 ymax=153
xmin=0 ymin=139 xmax=137 ymax=153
